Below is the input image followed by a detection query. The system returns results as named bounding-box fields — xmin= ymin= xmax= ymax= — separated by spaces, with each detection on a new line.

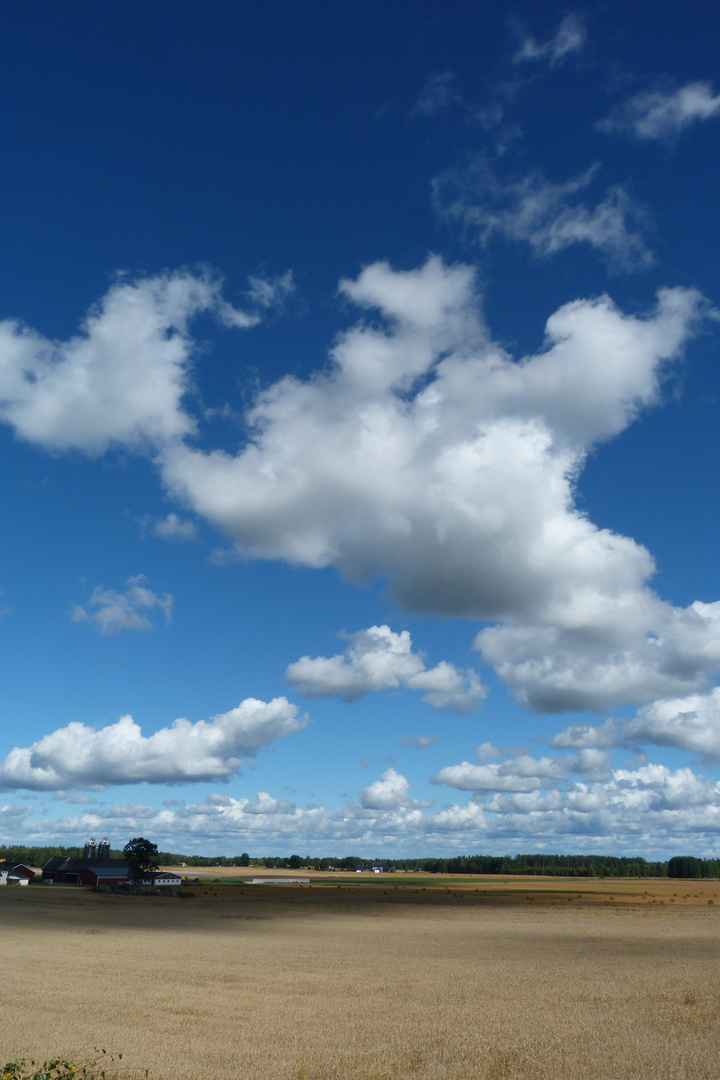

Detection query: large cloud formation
xmin=0 ymin=258 xmax=714 ymax=715
xmin=161 ymin=259 xmax=702 ymax=617
xmin=0 ymin=698 xmax=306 ymax=791
xmin=158 ymin=258 xmax=710 ymax=712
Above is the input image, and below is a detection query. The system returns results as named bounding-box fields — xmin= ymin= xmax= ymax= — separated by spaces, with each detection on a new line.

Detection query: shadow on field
xmin=2 ymin=876 xmax=717 ymax=932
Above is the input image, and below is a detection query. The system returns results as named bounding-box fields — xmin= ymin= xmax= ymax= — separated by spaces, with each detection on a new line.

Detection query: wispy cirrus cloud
xmin=70 ymin=575 xmax=173 ymax=635
xmin=599 ymin=81 xmax=720 ymax=142
xmin=411 ymin=71 xmax=465 ymax=119
xmin=433 ymin=159 xmax=653 ymax=270
xmin=245 ymin=269 xmax=296 ymax=310
xmin=512 ymin=13 xmax=587 ymax=67
xmin=398 ymin=734 xmax=438 ymax=750
xmin=411 ymin=72 xmax=520 ymax=156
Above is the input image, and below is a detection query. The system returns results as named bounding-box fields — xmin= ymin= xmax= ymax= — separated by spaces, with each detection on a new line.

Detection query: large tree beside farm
xmin=124 ymin=837 xmax=160 ymax=882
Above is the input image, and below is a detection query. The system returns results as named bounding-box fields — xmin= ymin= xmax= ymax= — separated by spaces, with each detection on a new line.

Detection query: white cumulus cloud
xmin=160 ymin=258 xmax=703 ymax=624
xmin=285 ymin=624 xmax=486 ymax=714
xmin=480 ymin=599 xmax=720 ymax=713
xmin=152 ymin=513 xmax=198 ymax=542
xmin=564 ymin=748 xmax=613 ymax=782
xmin=0 ymin=270 xmax=256 ymax=455
xmin=431 ymin=754 xmax=564 ymax=793
xmin=551 ymin=718 xmax=623 ymax=750
xmin=625 ymin=688 xmax=720 ymax=764
xmin=11 ymin=752 xmax=720 ymax=857
xmin=0 ymin=697 xmax=306 ymax=791
xmin=552 ymin=687 xmax=720 ymax=767
xmin=243 ymin=791 xmax=297 ymax=815
xmin=360 ymin=768 xmax=415 ymax=810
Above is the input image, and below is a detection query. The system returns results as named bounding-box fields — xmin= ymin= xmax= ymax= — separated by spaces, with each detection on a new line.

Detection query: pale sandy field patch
xmin=2 ymin=882 xmax=718 ymax=1080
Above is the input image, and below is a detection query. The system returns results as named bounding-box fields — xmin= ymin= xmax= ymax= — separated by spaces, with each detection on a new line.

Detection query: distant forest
xmin=3 ymin=845 xmax=720 ymax=878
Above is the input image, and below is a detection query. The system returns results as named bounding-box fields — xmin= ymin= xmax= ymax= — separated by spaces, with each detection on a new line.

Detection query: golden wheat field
xmin=2 ymin=877 xmax=719 ymax=1080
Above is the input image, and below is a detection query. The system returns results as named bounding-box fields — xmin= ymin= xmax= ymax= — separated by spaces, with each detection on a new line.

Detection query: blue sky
xmin=2 ymin=2 xmax=720 ymax=858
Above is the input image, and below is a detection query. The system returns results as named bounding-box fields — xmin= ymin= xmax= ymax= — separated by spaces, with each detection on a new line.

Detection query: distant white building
xmin=250 ymin=877 xmax=310 ymax=885
xmin=140 ymin=871 xmax=182 ymax=886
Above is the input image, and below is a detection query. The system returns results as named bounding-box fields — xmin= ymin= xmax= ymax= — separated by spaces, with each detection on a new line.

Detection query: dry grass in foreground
xmin=1 ymin=881 xmax=718 ymax=1080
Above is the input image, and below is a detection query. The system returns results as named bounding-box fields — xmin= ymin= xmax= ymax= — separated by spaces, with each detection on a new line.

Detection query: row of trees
xmin=668 ymin=856 xmax=720 ymax=878
xmin=4 ymin=843 xmax=720 ymax=878
xmin=154 ymin=851 xmax=714 ymax=877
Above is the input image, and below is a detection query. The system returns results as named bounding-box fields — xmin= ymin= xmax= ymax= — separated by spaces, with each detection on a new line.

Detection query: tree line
xmin=5 ymin=844 xmax=720 ymax=877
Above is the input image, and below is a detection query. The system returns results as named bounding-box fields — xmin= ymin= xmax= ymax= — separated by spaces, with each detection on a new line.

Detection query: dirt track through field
xmin=2 ymin=883 xmax=719 ymax=1080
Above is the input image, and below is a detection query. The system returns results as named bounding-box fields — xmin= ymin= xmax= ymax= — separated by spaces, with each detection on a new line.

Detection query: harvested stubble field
xmin=2 ymin=877 xmax=719 ymax=1080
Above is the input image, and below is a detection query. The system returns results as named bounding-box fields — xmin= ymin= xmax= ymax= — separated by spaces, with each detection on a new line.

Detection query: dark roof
xmin=42 ymin=856 xmax=67 ymax=872
xmin=86 ymin=867 xmax=131 ymax=879
xmin=42 ymin=857 xmax=128 ymax=873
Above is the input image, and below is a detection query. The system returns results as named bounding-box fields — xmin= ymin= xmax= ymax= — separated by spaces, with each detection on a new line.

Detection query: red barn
xmin=11 ymin=864 xmax=36 ymax=882
xmin=42 ymin=856 xmax=130 ymax=885
xmin=78 ymin=866 xmax=132 ymax=887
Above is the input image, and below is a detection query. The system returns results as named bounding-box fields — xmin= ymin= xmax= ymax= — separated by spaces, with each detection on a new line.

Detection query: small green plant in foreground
xmin=3 ymin=1050 xmax=125 ymax=1080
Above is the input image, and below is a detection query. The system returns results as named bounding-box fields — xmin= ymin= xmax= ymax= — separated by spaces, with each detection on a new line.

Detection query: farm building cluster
xmin=0 ymin=838 xmax=181 ymax=887
xmin=0 ymin=862 xmax=36 ymax=885
xmin=43 ymin=860 xmax=181 ymax=886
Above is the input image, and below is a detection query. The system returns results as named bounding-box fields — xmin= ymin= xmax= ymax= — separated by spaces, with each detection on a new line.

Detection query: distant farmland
xmin=2 ymin=876 xmax=719 ymax=1080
